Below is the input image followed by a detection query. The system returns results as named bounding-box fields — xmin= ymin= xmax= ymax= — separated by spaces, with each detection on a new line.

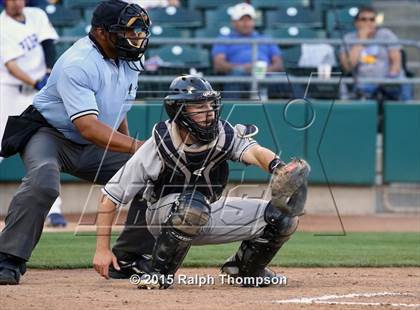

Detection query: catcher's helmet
xmin=92 ymin=0 xmax=151 ymax=70
xmin=164 ymin=75 xmax=221 ymax=143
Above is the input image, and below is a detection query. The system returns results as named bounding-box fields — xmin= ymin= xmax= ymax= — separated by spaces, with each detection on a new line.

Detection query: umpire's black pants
xmin=0 ymin=127 xmax=154 ymax=261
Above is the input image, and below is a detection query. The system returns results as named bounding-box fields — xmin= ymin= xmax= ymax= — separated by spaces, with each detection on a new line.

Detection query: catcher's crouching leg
xmin=138 ymin=191 xmax=210 ymax=289
xmin=221 ymin=202 xmax=298 ymax=287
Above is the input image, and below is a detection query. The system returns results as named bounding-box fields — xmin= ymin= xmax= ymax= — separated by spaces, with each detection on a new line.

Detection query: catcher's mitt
xmin=270 ymin=159 xmax=310 ymax=216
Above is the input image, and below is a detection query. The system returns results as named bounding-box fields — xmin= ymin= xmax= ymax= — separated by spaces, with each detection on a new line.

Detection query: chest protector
xmin=152 ymin=121 xmax=236 ymax=203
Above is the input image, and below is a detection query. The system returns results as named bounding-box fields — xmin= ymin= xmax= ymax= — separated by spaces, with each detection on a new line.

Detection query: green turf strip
xmin=28 ymin=232 xmax=420 ymax=269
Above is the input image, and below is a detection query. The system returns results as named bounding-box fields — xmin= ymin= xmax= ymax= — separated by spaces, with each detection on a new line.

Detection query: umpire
xmin=0 ymin=0 xmax=155 ymax=285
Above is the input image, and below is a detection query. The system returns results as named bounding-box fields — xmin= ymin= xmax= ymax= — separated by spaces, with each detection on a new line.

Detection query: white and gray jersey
xmin=0 ymin=7 xmax=58 ymax=85
xmin=103 ymin=120 xmax=258 ymax=205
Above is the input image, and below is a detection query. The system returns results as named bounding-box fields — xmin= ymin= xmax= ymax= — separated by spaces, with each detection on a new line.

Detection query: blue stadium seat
xmin=150 ymin=25 xmax=191 ymax=38
xmin=83 ymin=8 xmax=95 ymax=24
xmin=281 ymin=46 xmax=302 ymax=70
xmin=26 ymin=0 xmax=49 ymax=9
xmin=205 ymin=6 xmax=231 ymax=27
xmin=194 ymin=25 xmax=232 ymax=38
xmin=265 ymin=26 xmax=326 ymax=39
xmin=205 ymin=5 xmax=263 ymax=28
xmin=265 ymin=7 xmax=322 ymax=28
xmin=253 ymin=0 xmax=310 ymax=10
xmin=54 ymin=42 xmax=72 ymax=59
xmin=61 ymin=22 xmax=91 ymax=37
xmin=62 ymin=0 xmax=99 ymax=9
xmin=142 ymin=45 xmax=211 ymax=97
xmin=147 ymin=45 xmax=210 ymax=69
xmin=326 ymin=7 xmax=359 ymax=35
xmin=188 ymin=0 xmax=238 ymax=10
xmin=314 ymin=0 xmax=371 ymax=12
xmin=148 ymin=7 xmax=202 ymax=28
xmin=45 ymin=4 xmax=82 ymax=27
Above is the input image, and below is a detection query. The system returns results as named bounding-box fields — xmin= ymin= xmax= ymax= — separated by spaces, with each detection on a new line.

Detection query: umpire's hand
xmin=93 ymin=249 xmax=120 ymax=279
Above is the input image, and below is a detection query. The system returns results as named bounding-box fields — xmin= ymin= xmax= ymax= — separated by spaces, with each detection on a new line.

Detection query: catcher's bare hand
xmin=93 ymin=249 xmax=120 ymax=279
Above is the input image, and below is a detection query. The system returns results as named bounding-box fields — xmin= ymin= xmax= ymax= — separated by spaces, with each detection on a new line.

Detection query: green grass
xmin=28 ymin=232 xmax=420 ymax=269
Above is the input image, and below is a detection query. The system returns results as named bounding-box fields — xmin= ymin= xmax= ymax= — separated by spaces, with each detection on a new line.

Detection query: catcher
xmin=93 ymin=75 xmax=310 ymax=288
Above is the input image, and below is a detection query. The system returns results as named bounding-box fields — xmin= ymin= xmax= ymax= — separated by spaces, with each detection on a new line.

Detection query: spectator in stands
xmin=339 ymin=6 xmax=412 ymax=100
xmin=211 ymin=2 xmax=284 ymax=99
xmin=124 ymin=0 xmax=180 ymax=9
xmin=0 ymin=0 xmax=67 ymax=227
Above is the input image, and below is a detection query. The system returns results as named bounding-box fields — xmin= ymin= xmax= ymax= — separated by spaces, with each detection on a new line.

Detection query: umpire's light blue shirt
xmin=33 ymin=36 xmax=139 ymax=144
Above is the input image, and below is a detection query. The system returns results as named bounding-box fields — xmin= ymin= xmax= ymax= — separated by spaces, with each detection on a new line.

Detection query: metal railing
xmin=58 ymin=36 xmax=420 ymax=90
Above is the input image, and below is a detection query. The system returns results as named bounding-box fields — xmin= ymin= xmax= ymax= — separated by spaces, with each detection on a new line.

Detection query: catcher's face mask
xmin=172 ymin=95 xmax=221 ymax=144
xmin=164 ymin=76 xmax=222 ymax=143
xmin=108 ymin=4 xmax=151 ymax=71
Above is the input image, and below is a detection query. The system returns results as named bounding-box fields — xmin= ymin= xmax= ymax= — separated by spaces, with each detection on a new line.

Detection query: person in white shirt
xmin=0 ymin=0 xmax=66 ymax=227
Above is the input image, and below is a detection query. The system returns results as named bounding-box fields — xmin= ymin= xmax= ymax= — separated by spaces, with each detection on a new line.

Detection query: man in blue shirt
xmin=0 ymin=0 xmax=155 ymax=285
xmin=212 ymin=3 xmax=284 ymax=98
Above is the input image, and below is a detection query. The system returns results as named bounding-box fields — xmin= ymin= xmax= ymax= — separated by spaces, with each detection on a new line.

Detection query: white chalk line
xmin=274 ymin=292 xmax=420 ymax=308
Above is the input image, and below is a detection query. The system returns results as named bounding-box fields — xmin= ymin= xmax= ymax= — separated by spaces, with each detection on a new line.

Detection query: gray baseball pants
xmin=146 ymin=193 xmax=270 ymax=245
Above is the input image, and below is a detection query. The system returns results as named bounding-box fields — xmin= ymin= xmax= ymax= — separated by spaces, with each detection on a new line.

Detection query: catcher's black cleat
xmin=220 ymin=257 xmax=287 ymax=288
xmin=0 ymin=253 xmax=26 ymax=285
xmin=137 ymin=271 xmax=173 ymax=290
xmin=109 ymin=255 xmax=153 ymax=279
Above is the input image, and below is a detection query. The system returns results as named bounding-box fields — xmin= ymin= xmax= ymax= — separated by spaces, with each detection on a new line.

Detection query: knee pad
xmin=151 ymin=191 xmax=210 ymax=276
xmin=167 ymin=191 xmax=210 ymax=237
xmin=262 ymin=202 xmax=298 ymax=245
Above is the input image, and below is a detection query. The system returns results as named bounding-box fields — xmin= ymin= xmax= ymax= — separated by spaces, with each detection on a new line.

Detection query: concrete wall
xmin=0 ymin=182 xmax=377 ymax=216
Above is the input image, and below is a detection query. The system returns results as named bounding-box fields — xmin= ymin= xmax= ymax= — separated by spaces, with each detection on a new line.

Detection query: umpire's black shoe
xmin=0 ymin=253 xmax=26 ymax=285
xmin=109 ymin=255 xmax=152 ymax=279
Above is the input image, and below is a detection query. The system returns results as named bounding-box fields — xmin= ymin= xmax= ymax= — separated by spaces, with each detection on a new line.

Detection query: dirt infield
xmin=1 ymin=214 xmax=419 ymax=309
xmin=2 ymin=267 xmax=419 ymax=310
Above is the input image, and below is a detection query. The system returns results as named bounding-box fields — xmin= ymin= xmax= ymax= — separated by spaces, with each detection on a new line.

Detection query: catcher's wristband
xmin=269 ymin=158 xmax=285 ymax=174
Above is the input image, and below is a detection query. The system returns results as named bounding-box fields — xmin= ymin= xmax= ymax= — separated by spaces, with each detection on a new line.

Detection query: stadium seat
xmin=281 ymin=46 xmax=302 ymax=70
xmin=150 ymin=25 xmax=191 ymax=38
xmin=62 ymin=0 xmax=99 ymax=9
xmin=26 ymin=0 xmax=49 ymax=9
xmin=252 ymin=0 xmax=310 ymax=10
xmin=45 ymin=4 xmax=82 ymax=27
xmin=205 ymin=7 xmax=231 ymax=27
xmin=265 ymin=7 xmax=323 ymax=28
xmin=61 ymin=22 xmax=91 ymax=37
xmin=188 ymin=0 xmax=238 ymax=11
xmin=147 ymin=7 xmax=202 ymax=28
xmin=314 ymin=0 xmax=371 ymax=12
xmin=83 ymin=8 xmax=95 ymax=24
xmin=54 ymin=42 xmax=72 ymax=60
xmin=147 ymin=45 xmax=210 ymax=69
xmin=265 ymin=26 xmax=326 ymax=39
xmin=280 ymin=43 xmax=341 ymax=100
xmin=142 ymin=45 xmax=211 ymax=97
xmin=194 ymin=25 xmax=232 ymax=38
xmin=326 ymin=7 xmax=359 ymax=35
xmin=205 ymin=5 xmax=263 ymax=27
